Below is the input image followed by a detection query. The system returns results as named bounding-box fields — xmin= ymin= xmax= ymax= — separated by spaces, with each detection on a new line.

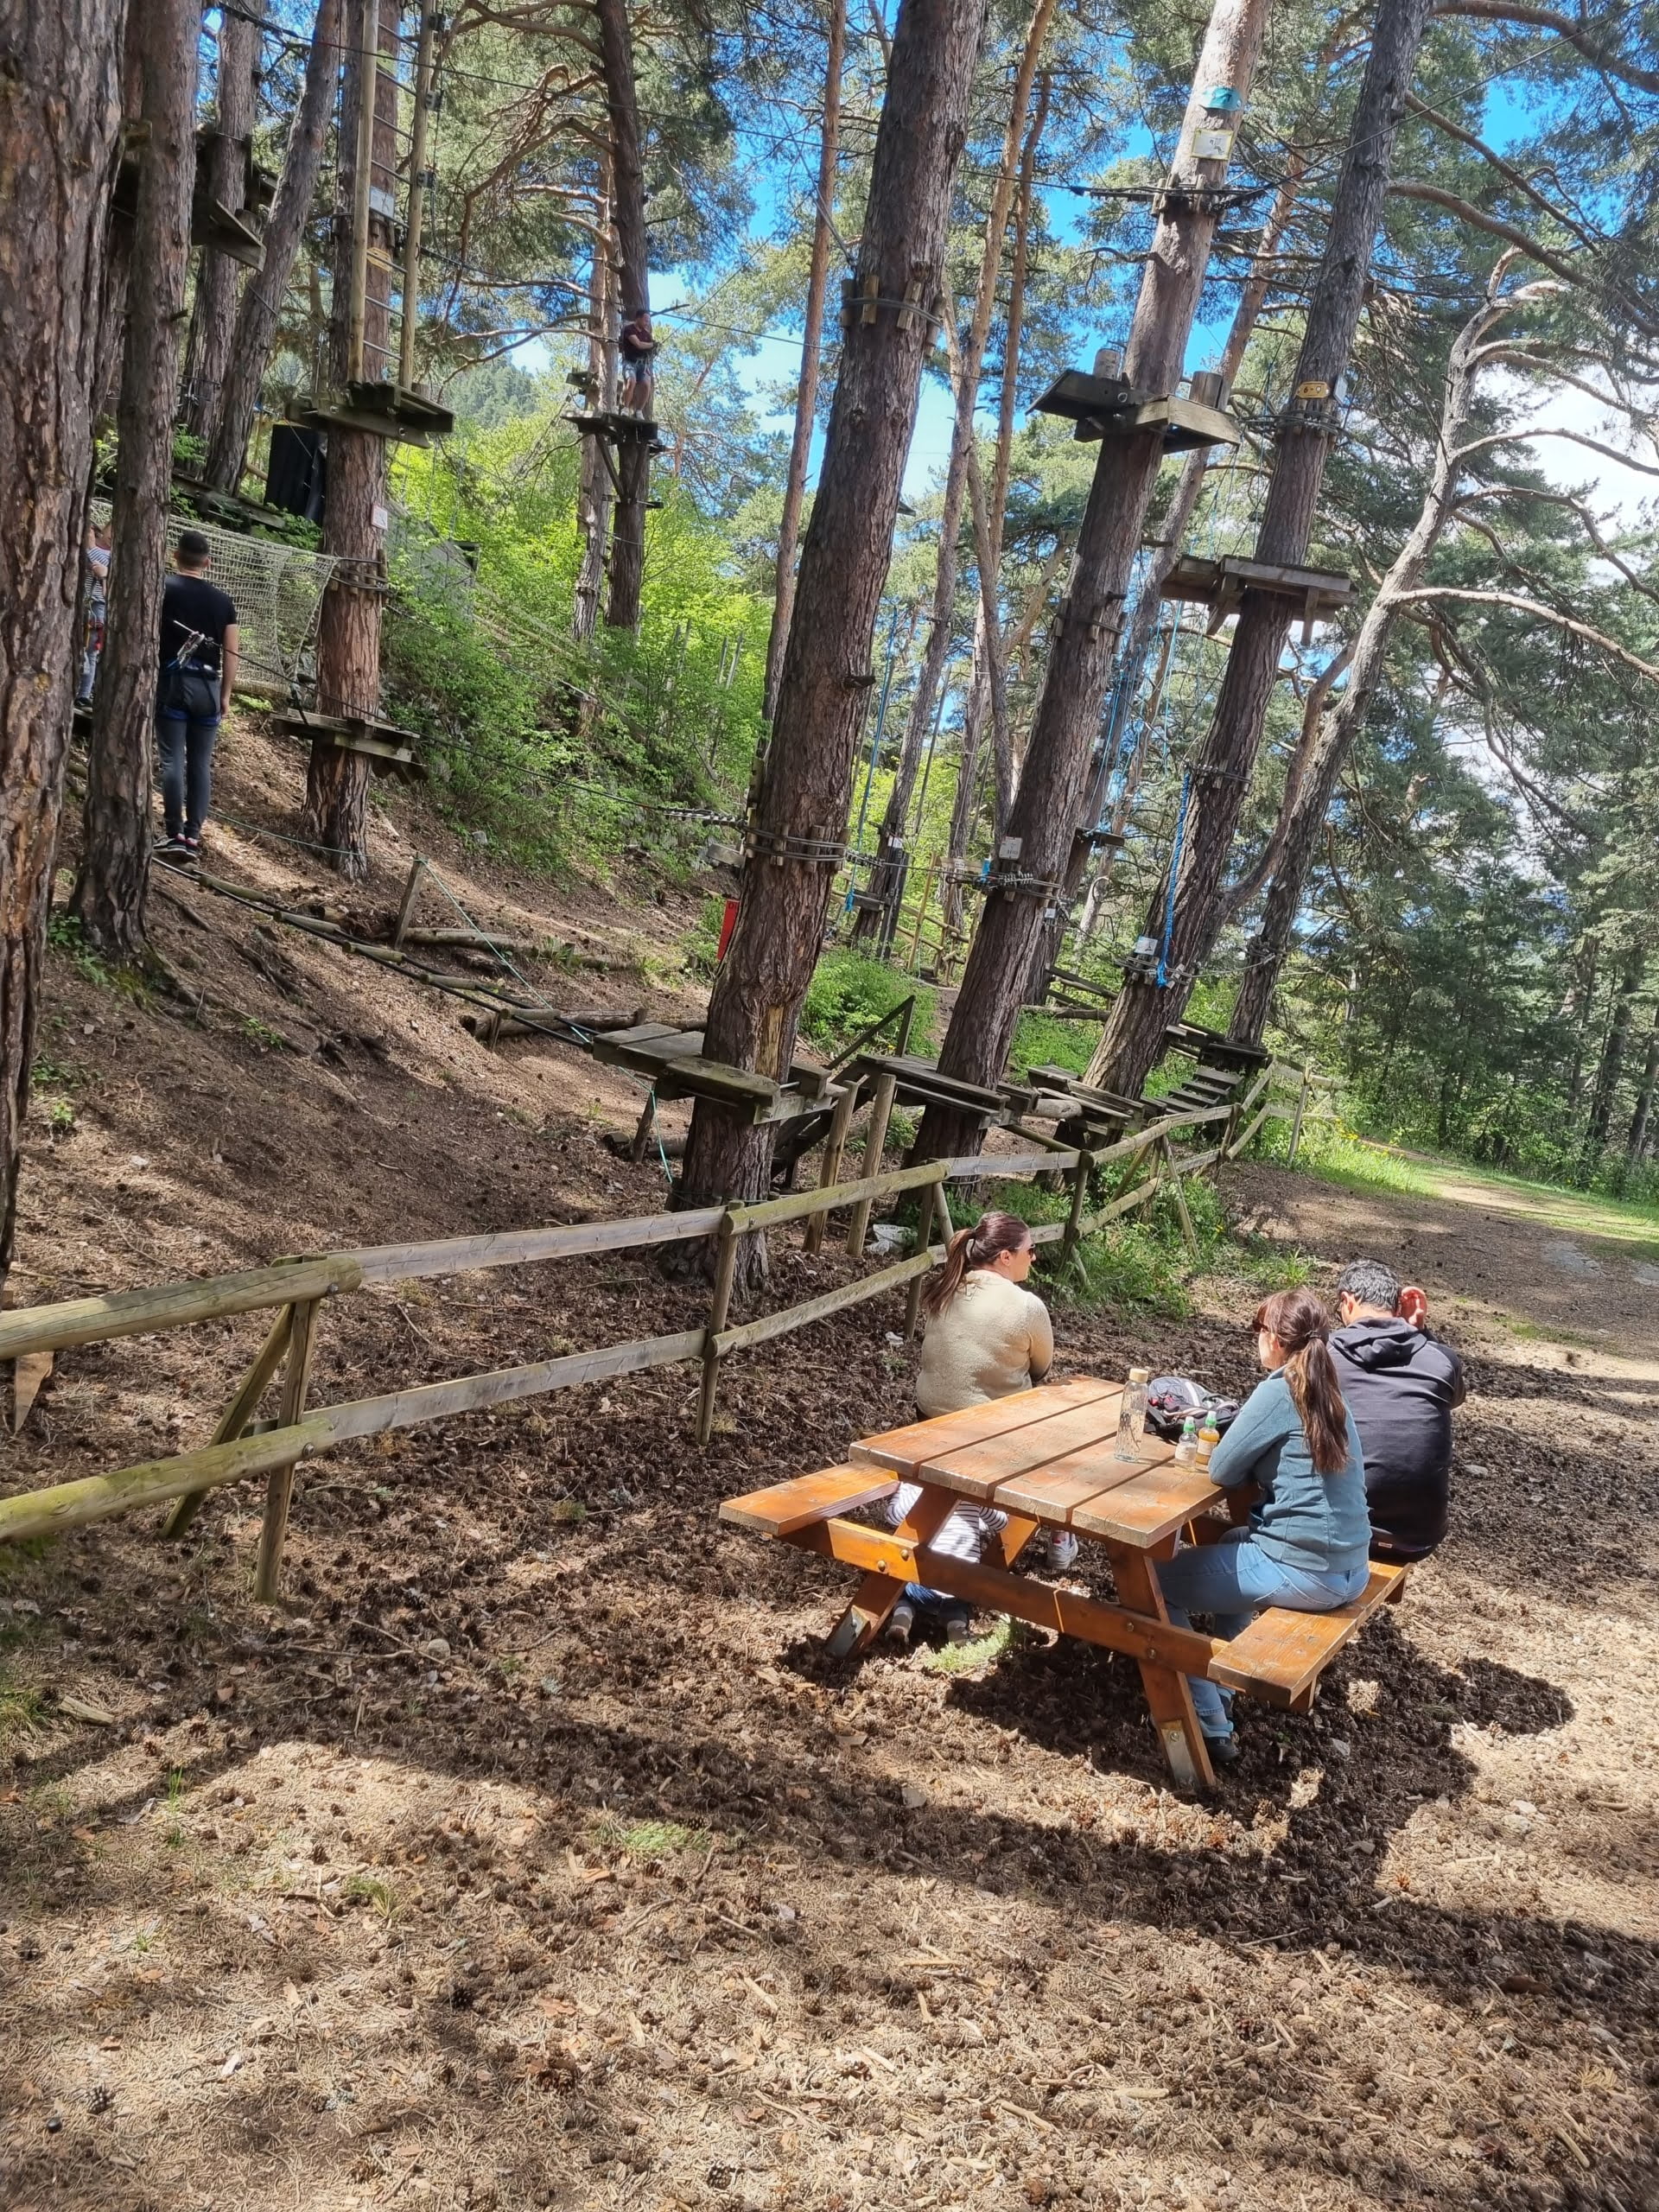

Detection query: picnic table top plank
xmin=911 ymin=1392 xmax=1141 ymax=1498
xmin=1071 ymin=1464 xmax=1224 ymax=1545
xmin=991 ymin=1455 xmax=1160 ymax=1525
xmin=849 ymin=1379 xmax=1117 ymax=1478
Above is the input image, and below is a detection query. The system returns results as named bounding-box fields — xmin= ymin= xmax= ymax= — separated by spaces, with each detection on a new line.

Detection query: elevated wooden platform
xmin=191 ymin=194 xmax=264 ymax=267
xmin=271 ymin=709 xmax=427 ymax=784
xmin=1035 ymin=371 xmax=1239 ymax=454
xmin=1160 ymin=554 xmax=1351 ymax=639
xmin=285 ymin=381 xmax=454 ymax=447
xmin=568 ymin=409 xmax=665 ymax=454
xmin=588 ymin=1021 xmax=834 ymax=1126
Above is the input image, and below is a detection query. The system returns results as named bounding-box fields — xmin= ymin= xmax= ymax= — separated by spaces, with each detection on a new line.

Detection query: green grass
xmin=0 ymin=1666 xmax=45 ymax=1742
xmin=799 ymin=948 xmax=937 ymax=1059
xmin=343 ymin=1872 xmax=398 ymax=1919
xmin=589 ymin=1816 xmax=708 ymax=1860
xmin=1010 ymin=1008 xmax=1096 ymax=1078
xmin=917 ymin=1616 xmax=1019 ymax=1675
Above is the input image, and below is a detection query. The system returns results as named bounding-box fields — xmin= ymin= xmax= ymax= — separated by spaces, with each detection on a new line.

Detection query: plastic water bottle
xmin=1113 ymin=1367 xmax=1150 ymax=1461
xmin=1173 ymin=1414 xmax=1199 ymax=1465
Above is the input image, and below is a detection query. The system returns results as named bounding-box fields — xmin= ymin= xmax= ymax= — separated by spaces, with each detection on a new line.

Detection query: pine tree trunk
xmin=72 ymin=0 xmax=199 ymax=960
xmin=205 ymin=0 xmax=343 ymax=493
xmin=182 ymin=6 xmax=257 ymax=444
xmin=673 ymin=0 xmax=986 ymax=1287
xmin=598 ymin=0 xmax=652 ymax=632
xmin=306 ymin=0 xmax=397 ymax=880
xmin=92 ymin=16 xmax=147 ymax=426
xmin=0 ymin=0 xmax=126 ymax=1287
xmin=916 ymin=0 xmax=1273 ymax=1160
xmin=1624 ymin=1014 xmax=1659 ymax=1161
xmin=765 ymin=0 xmax=846 ymax=717
xmin=1033 ymin=156 xmax=1307 ymax=1000
xmin=1584 ymin=948 xmax=1643 ymax=1167
xmin=1089 ymin=0 xmax=1433 ymax=1101
xmin=573 ymin=155 xmax=615 ymax=643
xmin=942 ymin=613 xmax=990 ymax=946
xmin=1228 ymin=270 xmax=1520 ymax=1047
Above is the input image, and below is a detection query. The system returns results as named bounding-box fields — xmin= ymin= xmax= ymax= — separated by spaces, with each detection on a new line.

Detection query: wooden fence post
xmin=697 ymin=1213 xmax=740 ymax=1446
xmin=161 ymin=1303 xmax=297 ymax=1540
xmin=391 ymin=855 xmax=428 ymax=949
xmin=1287 ymin=1068 xmax=1309 ymax=1165
xmin=1160 ymin=1138 xmax=1200 ymax=1257
xmin=804 ymin=1083 xmax=858 ymax=1256
xmin=1061 ymin=1147 xmax=1092 ymax=1267
xmin=252 ymin=1298 xmax=321 ymax=1603
xmin=904 ymin=1173 xmax=941 ymax=1337
xmin=846 ymin=1073 xmax=898 ymax=1258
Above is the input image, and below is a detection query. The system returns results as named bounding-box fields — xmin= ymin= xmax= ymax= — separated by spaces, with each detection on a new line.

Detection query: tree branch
xmin=1429 ymin=1 xmax=1659 ymax=99
xmin=1393 ymin=586 xmax=1659 ymax=684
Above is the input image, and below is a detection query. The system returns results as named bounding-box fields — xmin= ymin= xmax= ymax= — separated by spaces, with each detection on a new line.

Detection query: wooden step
xmin=720 ymin=1465 xmax=898 ymax=1537
xmin=1208 ymin=1561 xmax=1410 ymax=1707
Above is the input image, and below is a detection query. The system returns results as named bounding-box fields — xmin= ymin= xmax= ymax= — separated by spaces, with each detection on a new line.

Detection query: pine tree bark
xmin=1584 ymin=947 xmax=1643 ymax=1168
xmin=573 ymin=153 xmax=616 ymax=643
xmin=306 ymin=0 xmax=397 ymax=879
xmin=765 ymin=0 xmax=846 ymax=717
xmin=182 ymin=5 xmax=257 ymax=445
xmin=1228 ymin=270 xmax=1537 ymax=1046
xmin=205 ymin=0 xmax=343 ymax=493
xmin=1033 ymin=153 xmax=1308 ymax=998
xmin=1624 ymin=1013 xmax=1659 ymax=1162
xmin=0 ymin=0 xmax=126 ymax=1287
xmin=915 ymin=0 xmax=1273 ymax=1160
xmin=72 ymin=0 xmax=200 ymax=960
xmin=673 ymin=0 xmax=986 ymax=1287
xmin=1089 ymin=0 xmax=1433 ymax=1100
xmin=92 ymin=16 xmax=148 ymax=426
xmin=598 ymin=0 xmax=652 ymax=632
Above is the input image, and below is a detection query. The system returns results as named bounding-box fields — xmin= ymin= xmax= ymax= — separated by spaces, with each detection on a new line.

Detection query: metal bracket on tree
xmin=745 ymin=828 xmax=849 ymax=868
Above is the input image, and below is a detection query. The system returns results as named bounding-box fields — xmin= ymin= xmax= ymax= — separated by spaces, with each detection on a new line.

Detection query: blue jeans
xmin=1156 ymin=1529 xmax=1369 ymax=1738
xmin=156 ymin=710 xmax=219 ymax=839
xmin=902 ymin=1581 xmax=970 ymax=1629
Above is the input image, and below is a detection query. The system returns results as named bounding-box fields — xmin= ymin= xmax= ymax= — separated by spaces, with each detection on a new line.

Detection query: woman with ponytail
xmin=880 ymin=1211 xmax=1061 ymax=1646
xmin=1157 ymin=1289 xmax=1371 ymax=1764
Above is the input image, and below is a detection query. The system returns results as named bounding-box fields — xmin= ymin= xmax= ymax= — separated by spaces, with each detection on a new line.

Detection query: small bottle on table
xmin=1113 ymin=1366 xmax=1151 ymax=1461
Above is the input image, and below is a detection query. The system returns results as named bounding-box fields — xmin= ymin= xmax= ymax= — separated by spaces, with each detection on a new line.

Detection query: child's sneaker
xmin=945 ymin=1614 xmax=975 ymax=1647
xmin=153 ymin=833 xmax=190 ymax=860
xmin=883 ymin=1601 xmax=915 ymax=1646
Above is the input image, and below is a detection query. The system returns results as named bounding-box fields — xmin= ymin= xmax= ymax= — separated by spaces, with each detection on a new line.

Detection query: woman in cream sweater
xmin=883 ymin=1211 xmax=1066 ymax=1644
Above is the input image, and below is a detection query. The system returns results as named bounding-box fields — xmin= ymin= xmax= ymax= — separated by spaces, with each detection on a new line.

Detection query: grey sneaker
xmin=1205 ymin=1731 xmax=1242 ymax=1768
xmin=884 ymin=1602 xmax=915 ymax=1646
xmin=153 ymin=834 xmax=190 ymax=860
xmin=945 ymin=1614 xmax=975 ymax=1647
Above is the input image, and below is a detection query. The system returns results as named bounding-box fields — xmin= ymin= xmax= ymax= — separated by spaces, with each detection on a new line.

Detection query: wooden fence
xmin=0 ymin=1063 xmax=1317 ymax=1599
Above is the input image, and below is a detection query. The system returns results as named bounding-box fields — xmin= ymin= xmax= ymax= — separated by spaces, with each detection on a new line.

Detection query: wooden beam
xmin=160 ymin=1303 xmax=296 ymax=1540
xmin=803 ymin=1082 xmax=859 ymax=1255
xmin=697 ymin=1216 xmax=739 ymax=1448
xmin=0 ymin=1256 xmax=363 ymax=1363
xmin=0 ymin=1421 xmax=338 ymax=1546
xmin=253 ymin=1298 xmax=321 ymax=1603
xmin=343 ymin=1207 xmax=726 ymax=1285
xmin=728 ymin=1154 xmax=942 ymax=1236
xmin=715 ymin=1249 xmax=937 ymax=1356
xmin=847 ymin=1073 xmax=899 ymax=1256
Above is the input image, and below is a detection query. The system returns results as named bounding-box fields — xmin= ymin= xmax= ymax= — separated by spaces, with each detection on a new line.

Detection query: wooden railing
xmin=0 ymin=1080 xmax=1300 ymax=1597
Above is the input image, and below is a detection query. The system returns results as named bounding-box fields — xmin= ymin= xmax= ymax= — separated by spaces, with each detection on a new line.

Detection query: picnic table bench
xmin=721 ymin=1380 xmax=1408 ymax=1792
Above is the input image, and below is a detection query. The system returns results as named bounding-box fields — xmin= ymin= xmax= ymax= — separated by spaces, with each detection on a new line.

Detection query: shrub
xmin=800 ymin=949 xmax=937 ymax=1058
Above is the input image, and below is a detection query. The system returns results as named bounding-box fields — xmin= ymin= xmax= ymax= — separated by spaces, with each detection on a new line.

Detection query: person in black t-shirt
xmin=618 ymin=309 xmax=655 ymax=415
xmin=155 ymin=530 xmax=238 ymax=861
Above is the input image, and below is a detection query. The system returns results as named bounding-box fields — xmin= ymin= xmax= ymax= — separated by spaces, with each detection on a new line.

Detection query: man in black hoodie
xmin=1332 ymin=1258 xmax=1467 ymax=1561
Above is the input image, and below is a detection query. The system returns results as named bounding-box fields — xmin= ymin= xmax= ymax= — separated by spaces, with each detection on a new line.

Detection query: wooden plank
xmin=252 ymin=1297 xmax=319 ymax=1604
xmin=652 ymin=1056 xmax=781 ymax=1110
xmin=990 ymin=1456 xmax=1150 ymax=1525
xmin=0 ymin=1255 xmax=363 ymax=1363
xmin=1209 ymin=1562 xmax=1408 ymax=1706
xmin=160 ymin=1302 xmax=296 ymax=1539
xmin=696 ymin=1214 xmax=739 ymax=1448
xmin=1072 ymin=1465 xmax=1227 ymax=1547
xmin=715 ymin=1249 xmax=937 ymax=1356
xmin=850 ymin=1379 xmax=1117 ymax=1479
xmin=9 ymin=1351 xmax=51 ymax=1433
xmin=803 ymin=1082 xmax=859 ymax=1256
xmin=319 ymin=1329 xmax=707 ymax=1445
xmin=345 ymin=1207 xmax=726 ymax=1284
xmin=917 ymin=1395 xmax=1136 ymax=1501
xmin=847 ymin=1073 xmax=899 ymax=1256
xmin=788 ymin=1517 xmax=1224 ymax=1677
xmin=0 ymin=1420 xmax=337 ymax=1546
xmin=720 ymin=1465 xmax=899 ymax=1536
xmin=941 ymin=1149 xmax=1071 ymax=1180
xmin=728 ymin=1154 xmax=941 ymax=1235
xmin=1112 ymin=1543 xmax=1216 ymax=1792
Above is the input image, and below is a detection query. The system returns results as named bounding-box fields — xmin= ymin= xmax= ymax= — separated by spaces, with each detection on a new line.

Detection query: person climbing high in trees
xmin=618 ymin=308 xmax=655 ymax=415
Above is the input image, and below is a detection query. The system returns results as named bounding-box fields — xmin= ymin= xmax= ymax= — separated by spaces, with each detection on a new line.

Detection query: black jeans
xmin=156 ymin=669 xmax=221 ymax=842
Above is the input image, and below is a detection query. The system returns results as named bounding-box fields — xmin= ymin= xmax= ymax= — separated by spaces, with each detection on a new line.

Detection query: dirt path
xmin=2 ymin=746 xmax=1656 ymax=2211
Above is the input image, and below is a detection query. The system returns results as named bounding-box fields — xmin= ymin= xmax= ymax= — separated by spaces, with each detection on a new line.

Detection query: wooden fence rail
xmin=0 ymin=1066 xmax=1319 ymax=1594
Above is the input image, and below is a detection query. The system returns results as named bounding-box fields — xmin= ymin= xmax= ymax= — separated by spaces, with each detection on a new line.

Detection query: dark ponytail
xmin=921 ymin=1210 xmax=1033 ymax=1318
xmin=1254 ymin=1289 xmax=1350 ymax=1475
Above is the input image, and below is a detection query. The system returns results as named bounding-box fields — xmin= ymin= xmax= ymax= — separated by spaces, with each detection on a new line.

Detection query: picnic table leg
xmin=1109 ymin=1541 xmax=1217 ymax=1794
xmin=823 ymin=1485 xmax=957 ymax=1659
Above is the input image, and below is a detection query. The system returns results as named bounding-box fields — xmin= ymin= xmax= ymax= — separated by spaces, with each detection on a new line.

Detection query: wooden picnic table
xmin=721 ymin=1379 xmax=1408 ymax=1794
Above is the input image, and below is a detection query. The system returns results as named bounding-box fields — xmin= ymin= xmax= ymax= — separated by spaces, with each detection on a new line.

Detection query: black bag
xmin=1145 ymin=1374 xmax=1240 ymax=1440
xmin=159 ymin=666 xmax=221 ymax=722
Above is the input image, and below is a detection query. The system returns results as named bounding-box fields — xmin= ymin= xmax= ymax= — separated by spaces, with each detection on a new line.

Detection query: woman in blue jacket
xmin=1158 ymin=1288 xmax=1371 ymax=1764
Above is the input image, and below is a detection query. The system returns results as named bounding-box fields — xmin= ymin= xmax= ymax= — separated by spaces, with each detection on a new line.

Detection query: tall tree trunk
xmin=92 ymin=16 xmax=148 ymax=426
xmin=916 ymin=0 xmax=1273 ymax=1160
xmin=858 ymin=0 xmax=1055 ymax=950
xmin=673 ymin=0 xmax=986 ymax=1286
xmin=599 ymin=0 xmax=652 ymax=632
xmin=305 ymin=0 xmax=397 ymax=879
xmin=1584 ymin=948 xmax=1643 ymax=1168
xmin=1089 ymin=0 xmax=1433 ymax=1100
xmin=205 ymin=0 xmax=343 ymax=493
xmin=765 ymin=0 xmax=846 ymax=716
xmin=71 ymin=0 xmax=199 ymax=959
xmin=0 ymin=0 xmax=126 ymax=1287
xmin=1624 ymin=1013 xmax=1659 ymax=1162
xmin=941 ymin=609 xmax=990 ymax=946
xmin=1031 ymin=154 xmax=1309 ymax=1001
xmin=573 ymin=153 xmax=615 ymax=643
xmin=1227 ymin=268 xmax=1535 ymax=1047
xmin=181 ymin=5 xmax=257 ymax=445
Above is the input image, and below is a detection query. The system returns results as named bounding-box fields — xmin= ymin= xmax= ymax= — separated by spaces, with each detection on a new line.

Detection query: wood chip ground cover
xmin=1 ymin=730 xmax=1655 ymax=2209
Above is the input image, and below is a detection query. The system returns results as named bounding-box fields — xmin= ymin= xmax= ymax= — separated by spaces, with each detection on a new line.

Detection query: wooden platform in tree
xmin=587 ymin=1021 xmax=833 ymax=1125
xmin=1164 ymin=1019 xmax=1272 ymax=1073
xmin=1160 ymin=554 xmax=1351 ymax=639
xmin=270 ymin=710 xmax=427 ymax=784
xmin=191 ymin=194 xmax=264 ymax=267
xmin=1034 ymin=371 xmax=1238 ymax=454
xmin=568 ymin=409 xmax=666 ymax=454
xmin=285 ymin=380 xmax=454 ymax=447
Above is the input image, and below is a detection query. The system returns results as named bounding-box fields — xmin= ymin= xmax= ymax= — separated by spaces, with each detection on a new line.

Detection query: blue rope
xmin=1158 ymin=771 xmax=1192 ymax=988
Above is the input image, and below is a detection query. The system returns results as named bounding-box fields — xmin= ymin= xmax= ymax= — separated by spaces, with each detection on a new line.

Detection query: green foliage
xmin=1063 ymin=1223 xmax=1194 ymax=1320
xmin=590 ymin=1816 xmax=709 ymax=1859
xmin=46 ymin=912 xmax=115 ymax=991
xmin=799 ymin=950 xmax=937 ymax=1058
xmin=1010 ymin=1009 xmax=1096 ymax=1077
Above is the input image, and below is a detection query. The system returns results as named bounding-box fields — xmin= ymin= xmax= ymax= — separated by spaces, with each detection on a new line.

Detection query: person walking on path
xmin=1157 ymin=1288 xmax=1371 ymax=1764
xmin=881 ymin=1211 xmax=1071 ymax=1646
xmin=1331 ymin=1256 xmax=1466 ymax=1562
xmin=155 ymin=529 xmax=238 ymax=861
